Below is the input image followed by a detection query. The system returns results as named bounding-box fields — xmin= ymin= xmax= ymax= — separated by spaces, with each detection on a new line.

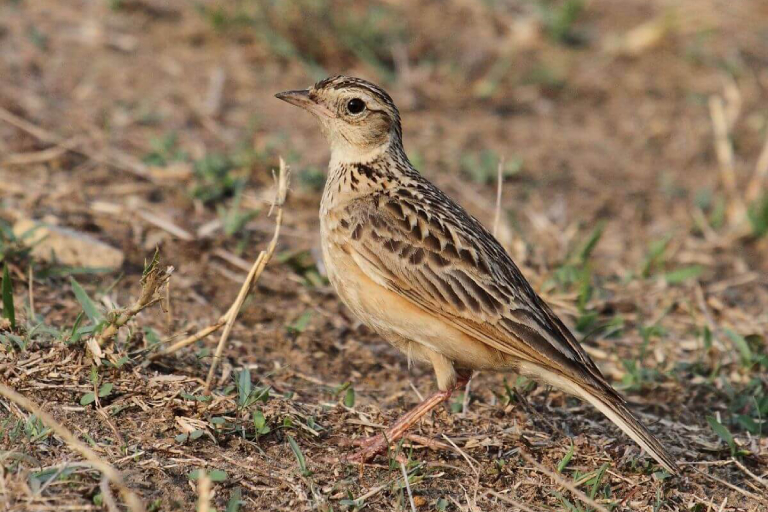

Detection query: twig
xmin=153 ymin=320 xmax=227 ymax=359
xmin=0 ymin=106 xmax=151 ymax=180
xmin=520 ymin=451 xmax=610 ymax=512
xmin=400 ymin=461 xmax=417 ymax=512
xmin=100 ymin=476 xmax=121 ymax=512
xmin=202 ymin=158 xmax=291 ymax=392
xmin=35 ymin=461 xmax=69 ymax=496
xmin=484 ymin=490 xmax=543 ymax=512
xmin=137 ymin=210 xmax=195 ymax=241
xmin=1 ymin=136 xmax=84 ymax=166
xmin=731 ymin=457 xmax=768 ymax=490
xmin=441 ymin=434 xmax=478 ymax=478
xmin=0 ymin=383 xmax=145 ymax=512
xmin=691 ymin=467 xmax=766 ymax=504
xmin=197 ymin=470 xmax=212 ymax=512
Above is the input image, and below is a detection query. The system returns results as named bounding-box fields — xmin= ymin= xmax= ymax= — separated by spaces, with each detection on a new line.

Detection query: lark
xmin=276 ymin=76 xmax=678 ymax=474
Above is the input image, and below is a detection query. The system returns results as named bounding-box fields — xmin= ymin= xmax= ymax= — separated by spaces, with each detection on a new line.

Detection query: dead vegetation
xmin=1 ymin=1 xmax=767 ymax=511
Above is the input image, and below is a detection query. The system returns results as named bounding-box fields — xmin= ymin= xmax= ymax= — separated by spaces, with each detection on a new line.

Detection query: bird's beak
xmin=275 ymin=89 xmax=335 ymax=118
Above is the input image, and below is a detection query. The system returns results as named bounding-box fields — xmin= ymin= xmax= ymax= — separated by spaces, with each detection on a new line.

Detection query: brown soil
xmin=1 ymin=1 xmax=767 ymax=511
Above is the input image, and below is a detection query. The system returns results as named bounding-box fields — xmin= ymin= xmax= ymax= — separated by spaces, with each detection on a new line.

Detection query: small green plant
xmin=546 ymin=222 xmax=605 ymax=334
xmin=0 ymin=220 xmax=31 ymax=266
xmin=217 ymin=182 xmax=260 ymax=237
xmin=142 ymin=132 xmax=188 ymax=166
xmin=235 ymin=368 xmax=270 ymax=409
xmin=535 ymin=0 xmax=587 ymax=45
xmin=459 ymin=150 xmax=523 ymax=184
xmin=747 ymin=194 xmax=768 ymax=238
xmin=707 ymin=416 xmax=743 ymax=457
xmin=2 ymin=263 xmax=15 ymax=330
xmin=192 ymin=153 xmax=244 ymax=204
xmin=287 ymin=310 xmax=313 ymax=334
xmin=277 ymin=250 xmax=328 ymax=288
xmin=287 ymin=435 xmax=311 ymax=476
xmin=226 ymin=487 xmax=243 ymax=512
xmin=80 ymin=365 xmax=114 ymax=406
xmin=188 ymin=468 xmax=227 ymax=482
xmin=253 ymin=410 xmax=271 ymax=436
xmin=297 ymin=166 xmax=326 ymax=191
xmin=80 ymin=382 xmax=113 ymax=406
xmin=619 ymin=323 xmax=665 ymax=391
xmin=557 ymin=443 xmax=574 ymax=473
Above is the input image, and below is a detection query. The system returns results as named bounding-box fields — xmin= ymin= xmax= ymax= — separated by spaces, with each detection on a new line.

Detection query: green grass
xmin=531 ymin=0 xmax=588 ymax=46
xmin=197 ymin=0 xmax=405 ymax=83
xmin=459 ymin=150 xmax=523 ymax=185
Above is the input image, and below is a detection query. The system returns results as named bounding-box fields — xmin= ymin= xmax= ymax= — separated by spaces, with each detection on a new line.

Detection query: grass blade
xmin=69 ymin=277 xmax=102 ymax=324
xmin=2 ymin=263 xmax=15 ymax=330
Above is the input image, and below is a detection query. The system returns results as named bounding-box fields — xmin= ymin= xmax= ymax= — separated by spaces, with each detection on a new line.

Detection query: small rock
xmin=13 ymin=219 xmax=124 ymax=270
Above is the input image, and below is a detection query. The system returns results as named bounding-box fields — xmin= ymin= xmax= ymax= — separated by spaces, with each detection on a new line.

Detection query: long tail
xmin=575 ymin=386 xmax=679 ymax=475
xmin=524 ymin=364 xmax=680 ymax=475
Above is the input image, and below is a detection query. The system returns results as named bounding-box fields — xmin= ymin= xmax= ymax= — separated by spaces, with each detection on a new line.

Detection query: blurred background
xmin=1 ymin=1 xmax=767 ymax=511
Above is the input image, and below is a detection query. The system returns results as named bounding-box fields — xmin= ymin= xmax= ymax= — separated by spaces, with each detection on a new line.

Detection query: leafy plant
xmin=236 ymin=368 xmax=270 ymax=408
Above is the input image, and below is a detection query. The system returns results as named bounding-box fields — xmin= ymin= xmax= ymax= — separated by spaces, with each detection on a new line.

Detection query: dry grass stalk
xmin=153 ymin=158 xmax=290 ymax=369
xmin=196 ymin=471 xmax=212 ymax=512
xmin=0 ymin=383 xmax=145 ymax=512
xmin=519 ymin=451 xmax=610 ymax=512
xmin=0 ymin=105 xmax=151 ymax=180
xmin=96 ymin=254 xmax=173 ymax=348
xmin=745 ymin=130 xmax=768 ymax=203
xmin=100 ymin=476 xmax=121 ymax=512
xmin=195 ymin=158 xmax=291 ymax=391
xmin=708 ymin=93 xmax=747 ymax=225
xmin=399 ymin=461 xmax=417 ymax=512
xmin=484 ymin=490 xmax=542 ymax=512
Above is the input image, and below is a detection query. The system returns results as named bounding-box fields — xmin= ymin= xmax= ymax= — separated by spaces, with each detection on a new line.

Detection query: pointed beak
xmin=275 ymin=89 xmax=335 ymax=118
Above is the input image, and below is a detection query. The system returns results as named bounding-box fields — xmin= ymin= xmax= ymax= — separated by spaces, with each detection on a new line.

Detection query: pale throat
xmin=328 ymin=139 xmax=390 ymax=168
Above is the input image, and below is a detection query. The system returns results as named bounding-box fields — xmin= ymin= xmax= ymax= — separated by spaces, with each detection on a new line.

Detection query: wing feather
xmin=336 ymin=187 xmax=614 ymax=392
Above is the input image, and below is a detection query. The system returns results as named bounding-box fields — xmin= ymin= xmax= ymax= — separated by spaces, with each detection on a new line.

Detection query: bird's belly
xmin=322 ymin=239 xmax=505 ymax=371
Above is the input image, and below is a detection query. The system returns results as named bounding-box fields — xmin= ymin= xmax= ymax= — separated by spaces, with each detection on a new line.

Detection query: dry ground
xmin=1 ymin=1 xmax=767 ymax=511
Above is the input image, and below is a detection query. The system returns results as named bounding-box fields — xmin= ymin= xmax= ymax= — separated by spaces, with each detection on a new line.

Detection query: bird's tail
xmin=572 ymin=383 xmax=680 ymax=475
xmin=523 ymin=364 xmax=679 ymax=475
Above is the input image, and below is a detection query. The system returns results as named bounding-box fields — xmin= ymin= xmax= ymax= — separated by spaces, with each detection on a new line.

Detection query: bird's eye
xmin=346 ymin=98 xmax=366 ymax=115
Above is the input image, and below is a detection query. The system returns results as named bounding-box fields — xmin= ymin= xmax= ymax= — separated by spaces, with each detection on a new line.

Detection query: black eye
xmin=346 ymin=98 xmax=366 ymax=115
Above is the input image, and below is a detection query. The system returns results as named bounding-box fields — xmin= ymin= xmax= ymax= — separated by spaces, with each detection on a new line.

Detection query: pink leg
xmin=343 ymin=376 xmax=468 ymax=463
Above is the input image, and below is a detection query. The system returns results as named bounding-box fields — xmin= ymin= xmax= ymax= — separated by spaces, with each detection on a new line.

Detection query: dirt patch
xmin=1 ymin=1 xmax=767 ymax=511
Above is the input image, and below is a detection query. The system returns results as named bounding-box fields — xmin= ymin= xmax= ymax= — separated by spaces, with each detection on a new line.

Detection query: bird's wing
xmin=335 ymin=185 xmax=613 ymax=391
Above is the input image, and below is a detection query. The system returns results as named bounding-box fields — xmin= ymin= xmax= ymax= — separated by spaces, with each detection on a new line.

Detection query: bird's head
xmin=276 ymin=75 xmax=402 ymax=162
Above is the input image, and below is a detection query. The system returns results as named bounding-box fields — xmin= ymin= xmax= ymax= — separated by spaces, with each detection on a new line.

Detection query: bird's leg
xmin=343 ymin=375 xmax=469 ymax=463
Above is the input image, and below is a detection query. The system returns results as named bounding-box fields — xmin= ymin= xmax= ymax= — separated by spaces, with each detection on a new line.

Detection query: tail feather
xmin=576 ymin=387 xmax=680 ymax=475
xmin=520 ymin=363 xmax=679 ymax=475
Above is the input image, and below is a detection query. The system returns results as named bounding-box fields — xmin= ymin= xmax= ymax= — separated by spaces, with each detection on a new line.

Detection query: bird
xmin=276 ymin=75 xmax=679 ymax=474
